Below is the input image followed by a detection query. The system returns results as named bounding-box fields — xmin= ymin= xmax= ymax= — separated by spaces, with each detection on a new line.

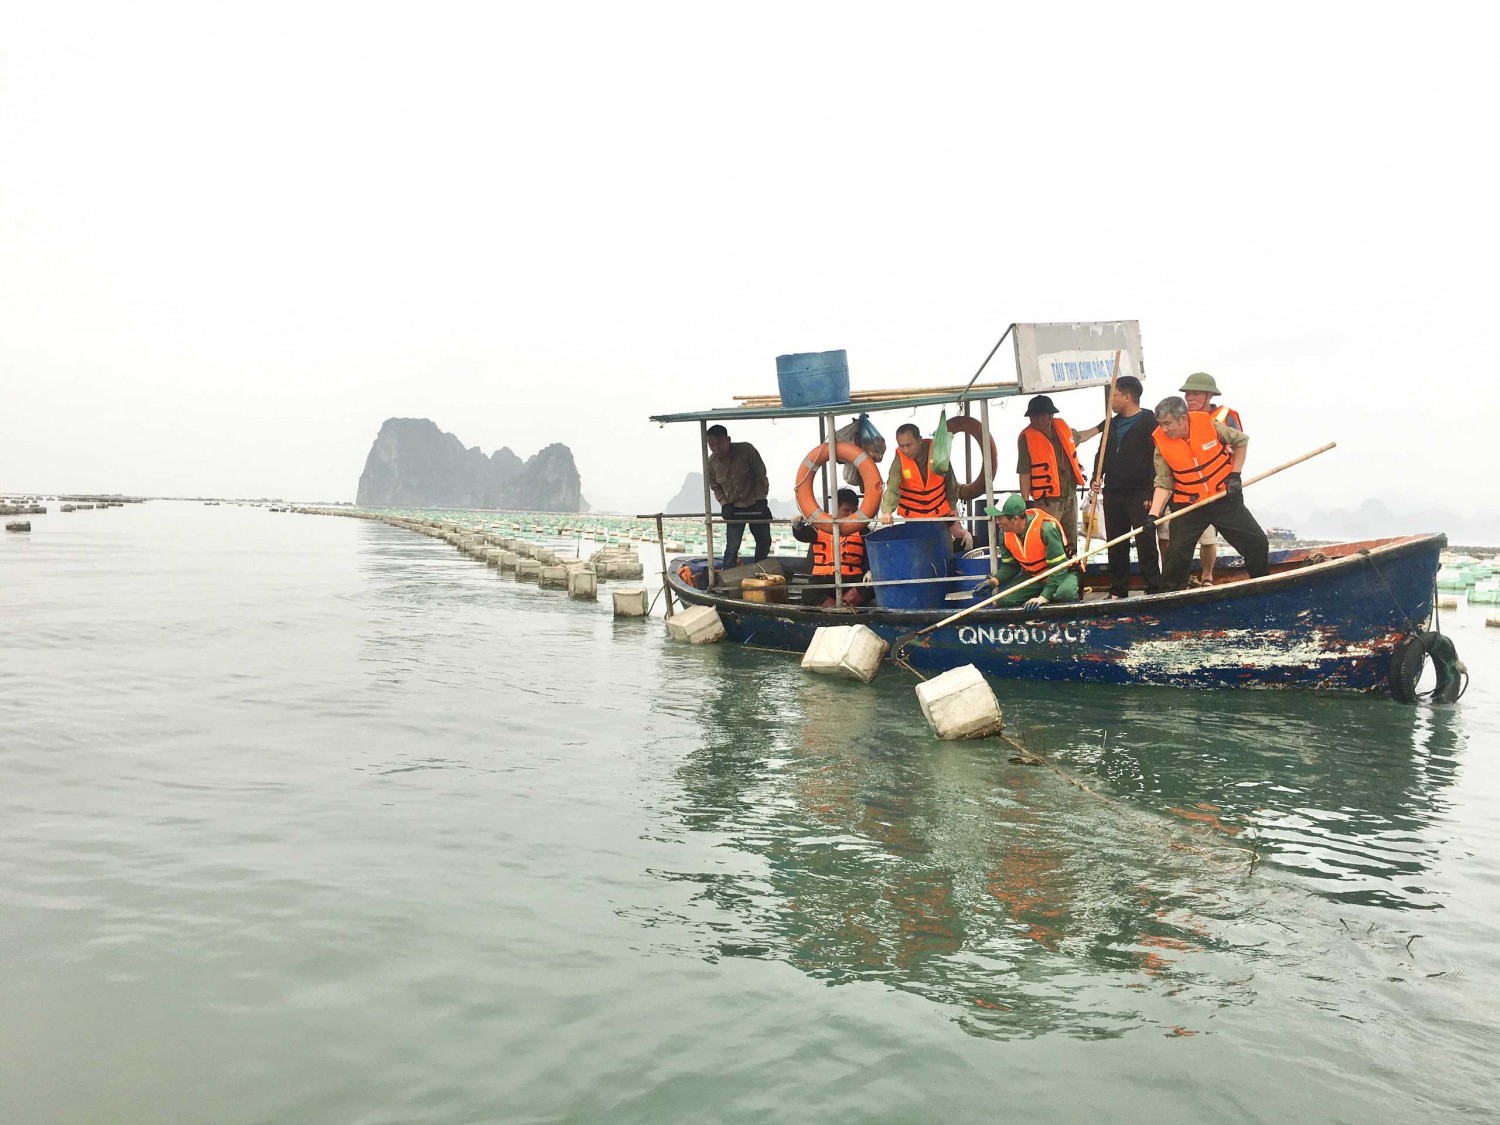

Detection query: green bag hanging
xmin=929 ymin=410 xmax=953 ymax=474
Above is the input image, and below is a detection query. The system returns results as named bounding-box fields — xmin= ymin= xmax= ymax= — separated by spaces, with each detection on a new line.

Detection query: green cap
xmin=1180 ymin=371 xmax=1221 ymax=394
xmin=984 ymin=494 xmax=1027 ymax=519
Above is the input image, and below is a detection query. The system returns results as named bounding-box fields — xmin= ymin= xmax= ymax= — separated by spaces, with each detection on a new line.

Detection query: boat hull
xmin=666 ymin=535 xmax=1443 ymax=695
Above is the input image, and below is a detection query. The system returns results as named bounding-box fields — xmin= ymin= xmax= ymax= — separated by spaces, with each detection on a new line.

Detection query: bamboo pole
xmin=1081 ymin=350 xmax=1121 ymax=552
xmin=894 ymin=441 xmax=1337 ymax=652
xmin=655 ymin=514 xmax=676 ymax=618
xmin=700 ymin=421 xmax=716 ymax=586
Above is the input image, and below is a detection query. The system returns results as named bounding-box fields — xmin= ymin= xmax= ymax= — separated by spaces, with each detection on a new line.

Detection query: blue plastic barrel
xmin=864 ymin=522 xmax=953 ymax=610
xmin=776 ymin=350 xmax=851 ymax=409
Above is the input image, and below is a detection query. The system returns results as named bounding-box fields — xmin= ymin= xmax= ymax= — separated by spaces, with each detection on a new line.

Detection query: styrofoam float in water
xmin=539 ymin=564 xmax=570 ymax=589
xmin=568 ymin=568 xmax=598 ymax=600
xmin=665 ymin=605 xmax=724 ymax=644
xmin=800 ymin=625 xmax=888 ymax=683
xmin=516 ymin=558 xmax=542 ymax=581
xmin=915 ymin=664 xmax=1004 ymax=740
xmin=612 ymin=587 xmax=650 ymax=617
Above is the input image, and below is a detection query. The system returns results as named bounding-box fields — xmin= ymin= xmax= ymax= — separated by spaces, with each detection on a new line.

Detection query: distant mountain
xmin=1260 ymin=496 xmax=1500 ymax=547
xmin=356 ymin=418 xmax=584 ymax=511
xmin=662 ymin=472 xmax=798 ymax=519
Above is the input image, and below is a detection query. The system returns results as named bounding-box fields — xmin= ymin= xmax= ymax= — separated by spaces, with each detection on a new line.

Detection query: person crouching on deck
xmin=984 ymin=494 xmax=1082 ymax=611
xmin=792 ymin=488 xmax=871 ymax=608
xmin=1145 ymin=396 xmax=1269 ymax=590
xmin=878 ymin=423 xmax=972 ymax=552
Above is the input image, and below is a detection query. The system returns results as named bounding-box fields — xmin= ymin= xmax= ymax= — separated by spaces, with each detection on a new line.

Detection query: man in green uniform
xmin=983 ymin=494 xmax=1081 ymax=611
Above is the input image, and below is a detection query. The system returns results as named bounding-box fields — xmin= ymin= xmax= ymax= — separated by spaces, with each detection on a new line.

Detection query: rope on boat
xmin=1362 ymin=550 xmax=1469 ymax=705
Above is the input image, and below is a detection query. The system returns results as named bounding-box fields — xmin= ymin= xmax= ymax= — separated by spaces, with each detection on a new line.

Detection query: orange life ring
xmin=947 ymin=415 xmax=1001 ymax=501
xmin=794 ymin=441 xmax=883 ymax=527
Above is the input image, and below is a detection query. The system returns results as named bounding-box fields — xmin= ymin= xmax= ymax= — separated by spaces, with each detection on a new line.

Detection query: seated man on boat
xmin=1017 ymin=394 xmax=1104 ymax=551
xmin=1146 ymin=396 xmax=1270 ymax=589
xmin=878 ymin=422 xmax=972 ymax=552
xmin=984 ymin=494 xmax=1082 ymax=610
xmin=705 ymin=423 xmax=772 ymax=568
xmin=791 ymin=488 xmax=871 ymax=608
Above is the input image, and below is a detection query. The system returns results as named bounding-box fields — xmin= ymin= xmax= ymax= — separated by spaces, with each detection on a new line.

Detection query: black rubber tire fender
xmin=1388 ymin=631 xmax=1464 ymax=705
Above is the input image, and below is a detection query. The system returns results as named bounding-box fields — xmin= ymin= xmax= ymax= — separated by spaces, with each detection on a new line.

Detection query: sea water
xmin=3 ymin=502 xmax=1497 ymax=1124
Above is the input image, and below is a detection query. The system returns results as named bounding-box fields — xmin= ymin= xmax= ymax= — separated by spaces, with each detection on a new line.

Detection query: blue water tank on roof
xmin=776 ymin=350 xmax=851 ymax=409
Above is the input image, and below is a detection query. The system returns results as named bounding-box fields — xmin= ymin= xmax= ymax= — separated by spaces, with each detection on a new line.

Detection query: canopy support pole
xmin=700 ymin=420 xmax=716 ymax=587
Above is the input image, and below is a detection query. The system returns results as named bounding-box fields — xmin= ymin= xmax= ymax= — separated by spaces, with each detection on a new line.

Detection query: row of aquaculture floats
xmin=294 ymin=508 xmax=659 ymax=611
xmin=4 ymin=496 xmax=136 ymax=531
xmin=1436 ymin=552 xmax=1500 ymax=628
xmin=295 ymin=506 xmax=1006 ymax=742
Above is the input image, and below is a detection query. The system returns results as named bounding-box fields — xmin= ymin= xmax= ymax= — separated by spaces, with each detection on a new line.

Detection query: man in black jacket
xmin=1087 ymin=376 xmax=1163 ymax=597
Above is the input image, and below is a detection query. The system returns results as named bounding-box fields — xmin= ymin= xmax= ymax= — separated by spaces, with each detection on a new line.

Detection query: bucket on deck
xmin=776 ymin=349 xmax=851 ymax=409
xmin=864 ymin=521 xmax=953 ymax=610
xmin=943 ymin=550 xmax=996 ymax=607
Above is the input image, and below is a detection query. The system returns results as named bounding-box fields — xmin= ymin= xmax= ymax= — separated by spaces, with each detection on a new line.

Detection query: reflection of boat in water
xmin=651 ymin=654 xmax=1463 ymax=1037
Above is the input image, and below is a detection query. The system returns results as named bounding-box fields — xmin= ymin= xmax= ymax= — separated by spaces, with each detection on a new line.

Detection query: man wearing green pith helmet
xmin=984 ymin=494 xmax=1082 ymax=611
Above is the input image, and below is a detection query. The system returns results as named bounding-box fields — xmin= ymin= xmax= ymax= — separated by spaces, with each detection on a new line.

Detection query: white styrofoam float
xmin=800 ymin=625 xmax=888 ymax=683
xmin=915 ymin=664 xmax=1004 ymax=740
xmin=665 ymin=605 xmax=724 ymax=644
xmin=612 ymin=587 xmax=650 ymax=617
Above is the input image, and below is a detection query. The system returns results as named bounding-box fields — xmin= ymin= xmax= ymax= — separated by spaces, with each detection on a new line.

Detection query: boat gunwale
xmin=665 ymin=532 xmax=1446 ymax=627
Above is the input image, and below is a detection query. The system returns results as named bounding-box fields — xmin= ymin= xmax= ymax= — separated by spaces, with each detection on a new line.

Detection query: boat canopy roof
xmin=649 ymin=382 xmax=1026 ymax=425
xmin=649 ymin=320 xmax=1144 ymax=424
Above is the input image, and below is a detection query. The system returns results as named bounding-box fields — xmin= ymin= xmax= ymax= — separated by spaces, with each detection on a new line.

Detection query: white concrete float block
xmin=915 ymin=664 xmax=1004 ymax=740
xmin=515 ymin=559 xmax=542 ymax=581
xmin=499 ymin=551 xmax=519 ymax=572
xmin=605 ymin=560 xmax=645 ymax=580
xmin=612 ymin=587 xmax=650 ymax=617
xmin=485 ymin=547 xmax=504 ymax=567
xmin=1436 ymin=595 xmax=1460 ymax=610
xmin=800 ymin=624 xmax=888 ymax=684
xmin=539 ymin=565 xmax=570 ymax=589
xmin=665 ymin=605 xmax=725 ymax=644
xmin=1487 ymin=613 xmax=1500 ymax=628
xmin=567 ymin=568 xmax=598 ymax=599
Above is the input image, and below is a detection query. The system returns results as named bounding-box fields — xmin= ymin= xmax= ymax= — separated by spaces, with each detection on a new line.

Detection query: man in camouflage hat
xmin=1164 ymin=372 xmax=1245 ymax=586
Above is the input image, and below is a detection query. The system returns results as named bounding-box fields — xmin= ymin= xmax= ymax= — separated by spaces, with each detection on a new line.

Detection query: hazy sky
xmin=3 ymin=2 xmax=1495 ymax=514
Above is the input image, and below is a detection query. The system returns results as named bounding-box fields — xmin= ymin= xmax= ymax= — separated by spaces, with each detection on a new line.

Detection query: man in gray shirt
xmin=706 ymin=424 xmax=772 ymax=567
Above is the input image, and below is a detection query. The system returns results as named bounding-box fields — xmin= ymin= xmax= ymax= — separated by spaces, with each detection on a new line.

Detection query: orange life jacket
xmin=1021 ymin=420 xmax=1085 ymax=499
xmin=1004 ymin=508 xmax=1068 ymax=575
xmin=1211 ymin=404 xmax=1244 ymax=433
xmin=811 ymin=528 xmax=866 ymax=578
xmin=895 ymin=443 xmax=953 ymax=519
xmin=1154 ymin=411 xmax=1235 ymax=505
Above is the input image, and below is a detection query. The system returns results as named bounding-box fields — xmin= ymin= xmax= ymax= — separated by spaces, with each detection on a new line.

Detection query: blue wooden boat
xmin=663 ymin=533 xmax=1444 ymax=694
xmin=649 ymin=323 xmax=1451 ymax=697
